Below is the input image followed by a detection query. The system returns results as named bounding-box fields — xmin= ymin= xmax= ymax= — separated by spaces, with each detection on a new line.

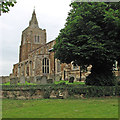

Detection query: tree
xmin=54 ymin=2 xmax=120 ymax=86
xmin=0 ymin=0 xmax=17 ymax=15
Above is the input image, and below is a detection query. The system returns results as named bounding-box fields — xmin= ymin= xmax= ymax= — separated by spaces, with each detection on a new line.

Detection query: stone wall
xmin=1 ymin=85 xmax=119 ymax=99
xmin=0 ymin=89 xmax=69 ymax=99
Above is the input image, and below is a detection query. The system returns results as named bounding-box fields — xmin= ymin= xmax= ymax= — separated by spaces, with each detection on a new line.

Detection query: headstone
xmin=35 ymin=76 xmax=42 ymax=84
xmin=35 ymin=76 xmax=47 ymax=85
xmin=55 ymin=76 xmax=61 ymax=82
xmin=10 ymin=77 xmax=18 ymax=85
xmin=47 ymin=79 xmax=53 ymax=84
xmin=40 ymin=76 xmax=47 ymax=85
xmin=27 ymin=77 xmax=34 ymax=83
xmin=20 ymin=76 xmax=25 ymax=84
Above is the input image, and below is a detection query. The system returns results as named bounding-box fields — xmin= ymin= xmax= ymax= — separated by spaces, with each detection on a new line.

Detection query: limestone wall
xmin=0 ymin=89 xmax=69 ymax=99
xmin=1 ymin=85 xmax=119 ymax=99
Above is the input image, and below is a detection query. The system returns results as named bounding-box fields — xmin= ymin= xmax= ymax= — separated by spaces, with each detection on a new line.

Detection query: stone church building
xmin=11 ymin=10 xmax=91 ymax=82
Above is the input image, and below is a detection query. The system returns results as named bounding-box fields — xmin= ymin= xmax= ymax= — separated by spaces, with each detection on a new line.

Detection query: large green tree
xmin=54 ymin=2 xmax=120 ymax=86
xmin=0 ymin=0 xmax=16 ymax=15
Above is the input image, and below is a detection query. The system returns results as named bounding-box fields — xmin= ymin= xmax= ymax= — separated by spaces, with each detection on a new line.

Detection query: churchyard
xmin=1 ymin=1 xmax=120 ymax=119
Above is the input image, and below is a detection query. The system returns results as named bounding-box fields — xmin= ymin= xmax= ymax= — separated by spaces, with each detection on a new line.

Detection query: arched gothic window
xmin=42 ymin=58 xmax=49 ymax=74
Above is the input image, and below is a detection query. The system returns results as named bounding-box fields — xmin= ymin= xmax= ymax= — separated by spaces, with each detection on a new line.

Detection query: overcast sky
xmin=0 ymin=0 xmax=72 ymax=76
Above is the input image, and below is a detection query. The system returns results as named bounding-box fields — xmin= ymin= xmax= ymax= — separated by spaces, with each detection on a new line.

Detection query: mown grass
xmin=54 ymin=80 xmax=85 ymax=85
xmin=0 ymin=82 xmax=10 ymax=85
xmin=1 ymin=80 xmax=85 ymax=86
xmin=2 ymin=97 xmax=118 ymax=118
xmin=0 ymin=81 xmax=36 ymax=86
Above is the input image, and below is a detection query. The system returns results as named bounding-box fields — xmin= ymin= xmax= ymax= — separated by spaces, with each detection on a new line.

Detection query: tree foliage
xmin=54 ymin=2 xmax=120 ymax=86
xmin=0 ymin=0 xmax=17 ymax=14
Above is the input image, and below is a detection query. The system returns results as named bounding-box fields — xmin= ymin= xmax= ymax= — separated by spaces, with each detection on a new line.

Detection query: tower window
xmin=34 ymin=35 xmax=40 ymax=43
xmin=38 ymin=36 xmax=39 ymax=42
xmin=42 ymin=58 xmax=49 ymax=74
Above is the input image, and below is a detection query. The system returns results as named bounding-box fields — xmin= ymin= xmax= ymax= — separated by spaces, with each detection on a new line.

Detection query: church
xmin=11 ymin=9 xmax=91 ymax=82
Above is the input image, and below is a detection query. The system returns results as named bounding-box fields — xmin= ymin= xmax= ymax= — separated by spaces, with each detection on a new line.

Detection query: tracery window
xmin=42 ymin=58 xmax=49 ymax=74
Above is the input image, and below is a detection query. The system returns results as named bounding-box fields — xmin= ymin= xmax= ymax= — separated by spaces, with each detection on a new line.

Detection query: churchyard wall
xmin=0 ymin=85 xmax=120 ymax=99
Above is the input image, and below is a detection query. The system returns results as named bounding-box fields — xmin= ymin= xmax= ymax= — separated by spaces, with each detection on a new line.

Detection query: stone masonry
xmin=11 ymin=9 xmax=92 ymax=83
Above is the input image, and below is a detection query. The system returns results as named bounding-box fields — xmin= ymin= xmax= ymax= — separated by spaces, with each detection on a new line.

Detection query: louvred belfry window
xmin=35 ymin=35 xmax=40 ymax=43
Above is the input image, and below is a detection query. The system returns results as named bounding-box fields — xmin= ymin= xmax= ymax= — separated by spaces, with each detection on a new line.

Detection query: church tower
xmin=19 ymin=9 xmax=46 ymax=62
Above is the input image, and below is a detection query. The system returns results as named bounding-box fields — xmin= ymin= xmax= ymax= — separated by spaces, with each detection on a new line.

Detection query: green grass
xmin=2 ymin=97 xmax=118 ymax=118
xmin=0 ymin=82 xmax=10 ymax=85
xmin=0 ymin=81 xmax=36 ymax=86
xmin=1 ymin=81 xmax=85 ymax=86
xmin=17 ymin=81 xmax=37 ymax=85
xmin=54 ymin=80 xmax=85 ymax=85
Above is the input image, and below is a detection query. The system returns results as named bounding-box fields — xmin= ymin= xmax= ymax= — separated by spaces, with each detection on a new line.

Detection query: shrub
xmin=69 ymin=77 xmax=74 ymax=83
xmin=85 ymin=73 xmax=117 ymax=86
xmin=117 ymin=81 xmax=120 ymax=86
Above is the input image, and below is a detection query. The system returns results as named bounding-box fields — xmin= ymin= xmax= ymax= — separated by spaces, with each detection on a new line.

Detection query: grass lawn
xmin=0 ymin=81 xmax=85 ymax=86
xmin=0 ymin=81 xmax=37 ymax=85
xmin=2 ymin=97 xmax=118 ymax=118
xmin=54 ymin=80 xmax=85 ymax=85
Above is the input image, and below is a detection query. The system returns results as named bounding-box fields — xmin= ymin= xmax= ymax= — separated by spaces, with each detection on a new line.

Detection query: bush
xmin=69 ymin=77 xmax=74 ymax=83
xmin=117 ymin=81 xmax=120 ymax=86
xmin=85 ymin=72 xmax=117 ymax=86
xmin=59 ymin=82 xmax=66 ymax=85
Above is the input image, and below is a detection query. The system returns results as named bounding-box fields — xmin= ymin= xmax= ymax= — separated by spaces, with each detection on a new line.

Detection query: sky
xmin=0 ymin=0 xmax=72 ymax=76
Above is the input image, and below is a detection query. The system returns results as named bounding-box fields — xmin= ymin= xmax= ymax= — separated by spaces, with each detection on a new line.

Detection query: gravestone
xmin=40 ymin=76 xmax=47 ymax=84
xmin=47 ymin=79 xmax=53 ymax=84
xmin=20 ymin=76 xmax=25 ymax=84
xmin=28 ymin=77 xmax=34 ymax=83
xmin=55 ymin=76 xmax=61 ymax=82
xmin=35 ymin=76 xmax=42 ymax=84
xmin=10 ymin=77 xmax=18 ymax=85
xmin=35 ymin=76 xmax=47 ymax=85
